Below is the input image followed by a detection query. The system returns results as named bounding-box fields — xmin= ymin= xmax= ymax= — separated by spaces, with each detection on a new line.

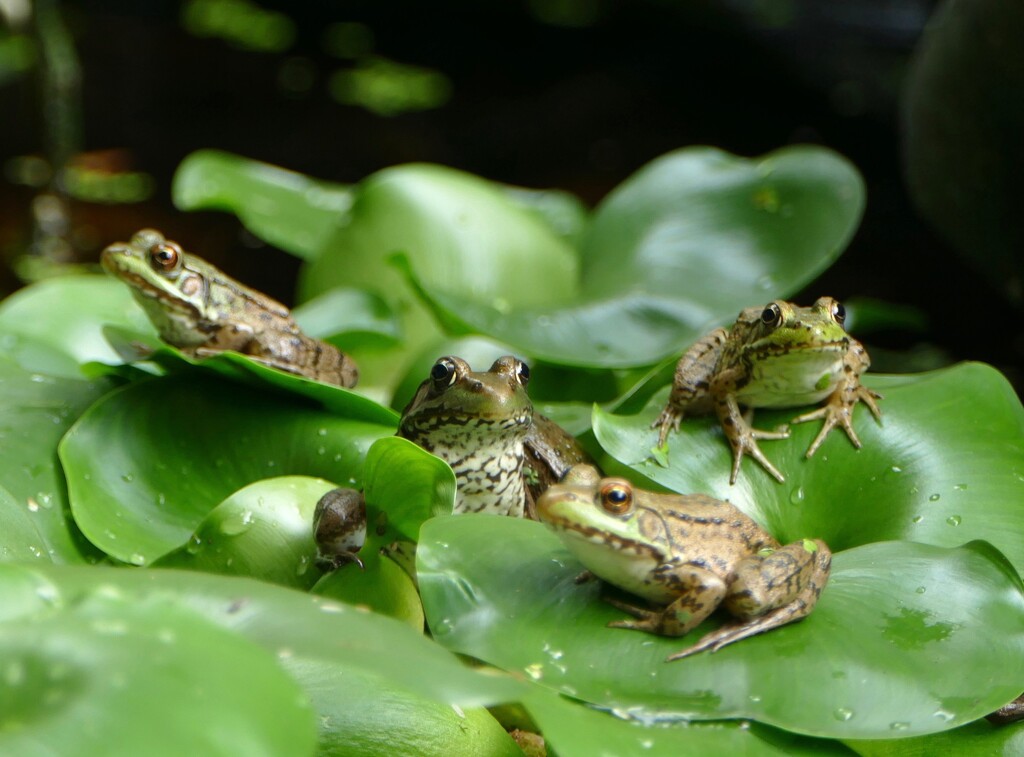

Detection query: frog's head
xmin=537 ymin=466 xmax=648 ymax=546
xmin=101 ymin=229 xmax=214 ymax=345
xmin=742 ymin=297 xmax=849 ymax=361
xmin=537 ymin=466 xmax=667 ymax=580
xmin=399 ymin=355 xmax=533 ymax=437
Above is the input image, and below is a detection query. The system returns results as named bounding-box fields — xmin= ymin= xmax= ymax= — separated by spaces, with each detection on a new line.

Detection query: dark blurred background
xmin=1 ymin=0 xmax=1021 ymax=388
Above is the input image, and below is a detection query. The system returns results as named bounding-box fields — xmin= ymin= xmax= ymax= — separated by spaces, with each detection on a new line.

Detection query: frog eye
xmin=599 ymin=481 xmax=633 ymax=515
xmin=760 ymin=303 xmax=782 ymax=326
xmin=430 ymin=358 xmax=458 ymax=388
xmin=149 ymin=242 xmax=182 ymax=272
xmin=831 ymin=300 xmax=846 ymax=324
xmin=515 ymin=360 xmax=530 ymax=386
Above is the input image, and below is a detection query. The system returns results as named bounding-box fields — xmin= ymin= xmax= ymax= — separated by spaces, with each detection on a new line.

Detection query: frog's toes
xmin=652 ymin=407 xmax=682 ymax=447
xmin=604 ymin=597 xmax=668 ymax=634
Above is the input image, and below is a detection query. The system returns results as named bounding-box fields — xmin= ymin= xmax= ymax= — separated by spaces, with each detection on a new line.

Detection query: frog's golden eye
xmin=599 ymin=481 xmax=633 ymax=515
xmin=149 ymin=242 xmax=182 ymax=272
xmin=760 ymin=303 xmax=782 ymax=327
xmin=831 ymin=300 xmax=846 ymax=324
xmin=430 ymin=358 xmax=458 ymax=388
xmin=515 ymin=360 xmax=530 ymax=386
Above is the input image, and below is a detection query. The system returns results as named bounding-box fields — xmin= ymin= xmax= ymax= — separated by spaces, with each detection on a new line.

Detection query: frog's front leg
xmin=712 ymin=382 xmax=790 ymax=484
xmin=791 ymin=339 xmax=882 ymax=457
xmin=666 ymin=538 xmax=831 ymax=660
xmin=652 ymin=329 xmax=726 ymax=447
xmin=605 ymin=563 xmax=726 ymax=636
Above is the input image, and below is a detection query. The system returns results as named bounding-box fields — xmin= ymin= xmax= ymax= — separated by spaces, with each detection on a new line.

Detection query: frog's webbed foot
xmin=604 ymin=596 xmax=670 ymax=635
xmin=792 ymin=384 xmax=884 ymax=458
xmin=717 ymin=396 xmax=789 ymax=484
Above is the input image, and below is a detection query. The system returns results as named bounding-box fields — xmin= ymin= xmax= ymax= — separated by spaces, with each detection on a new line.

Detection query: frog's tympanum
xmin=653 ymin=297 xmax=881 ymax=483
xmin=399 ymin=355 xmax=592 ymax=518
xmin=537 ymin=465 xmax=831 ymax=660
xmin=102 ymin=229 xmax=359 ymax=387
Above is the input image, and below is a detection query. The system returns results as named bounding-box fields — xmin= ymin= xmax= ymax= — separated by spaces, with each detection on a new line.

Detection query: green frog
xmin=536 ymin=464 xmax=831 ymax=660
xmin=101 ymin=229 xmax=359 ymax=387
xmin=314 ymin=354 xmax=594 ymax=567
xmin=399 ymin=355 xmax=592 ymax=517
xmin=653 ymin=297 xmax=881 ymax=483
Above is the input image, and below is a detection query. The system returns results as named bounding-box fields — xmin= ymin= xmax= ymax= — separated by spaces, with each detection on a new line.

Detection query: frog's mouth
xmin=119 ymin=269 xmax=200 ymax=317
xmin=750 ymin=338 xmax=848 ymax=359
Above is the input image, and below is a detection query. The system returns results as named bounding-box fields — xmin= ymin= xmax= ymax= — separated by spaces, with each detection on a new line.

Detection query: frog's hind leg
xmin=666 ymin=539 xmax=831 ymax=661
xmin=604 ymin=564 xmax=726 ymax=636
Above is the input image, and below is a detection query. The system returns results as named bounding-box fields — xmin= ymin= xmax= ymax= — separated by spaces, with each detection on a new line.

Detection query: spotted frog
xmin=537 ymin=464 xmax=831 ymax=659
xmin=102 ymin=229 xmax=358 ymax=387
xmin=653 ymin=297 xmax=881 ymax=483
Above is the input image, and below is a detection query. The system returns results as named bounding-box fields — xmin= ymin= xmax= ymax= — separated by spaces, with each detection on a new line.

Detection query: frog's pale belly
xmin=401 ymin=412 xmax=531 ymax=517
xmin=736 ymin=348 xmax=845 ymax=408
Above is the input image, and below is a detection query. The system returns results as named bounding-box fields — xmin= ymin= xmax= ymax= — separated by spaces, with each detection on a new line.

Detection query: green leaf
xmin=0 ymin=356 xmax=108 ymax=564
xmin=0 ymin=565 xmax=317 ymax=756
xmin=292 ymin=286 xmax=402 ymax=350
xmin=59 ymin=373 xmax=393 ymax=564
xmin=155 ymin=476 xmax=337 ymax=589
xmin=0 ymin=563 xmax=527 ymax=754
xmin=844 ymin=718 xmax=1024 ymax=756
xmin=592 ymin=364 xmax=1024 ymax=571
xmin=173 ymin=149 xmax=352 ymax=261
xmin=0 ymin=275 xmax=152 ymax=377
xmin=312 ymin=437 xmax=456 ymax=627
xmin=101 ymin=325 xmax=399 ymax=425
xmin=523 ymin=689 xmax=850 ymax=757
xmin=402 ymin=145 xmax=864 ymax=368
xmin=0 ymin=482 xmax=50 ymax=564
xmin=418 ymin=516 xmax=1024 ymax=738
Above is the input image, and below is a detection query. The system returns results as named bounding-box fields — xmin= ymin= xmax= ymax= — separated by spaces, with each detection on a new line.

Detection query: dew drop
xmin=121 ymin=473 xmax=134 ymax=483
xmin=890 ymin=721 xmax=910 ymax=731
xmin=928 ymin=493 xmax=941 ymax=502
xmin=295 ymin=554 xmax=310 ymax=576
xmin=524 ymin=663 xmax=544 ymax=680
xmin=890 ymin=465 xmax=902 ymax=474
xmin=789 ymin=486 xmax=805 ymax=505
xmin=128 ymin=553 xmax=147 ymax=567
xmin=833 ymin=707 xmax=854 ymax=721
xmin=946 ymin=515 xmax=962 ymax=527
xmin=26 ymin=497 xmax=39 ymax=512
xmin=953 ymin=483 xmax=968 ymax=491
xmin=915 ymin=586 xmax=926 ymax=594
xmin=933 ymin=709 xmax=955 ymax=722
xmin=318 ymin=428 xmax=328 ymax=436
xmin=220 ymin=510 xmax=256 ymax=536
xmin=185 ymin=535 xmax=203 ymax=554
xmin=911 ymin=515 xmax=924 ymax=524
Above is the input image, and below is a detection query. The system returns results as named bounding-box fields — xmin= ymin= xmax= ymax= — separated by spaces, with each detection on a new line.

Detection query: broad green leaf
xmin=8 ymin=563 xmax=526 ymax=707
xmin=156 ymin=476 xmax=337 ymax=589
xmin=845 ymin=718 xmax=1024 ymax=756
xmin=523 ymin=689 xmax=851 ymax=757
xmin=292 ymin=286 xmax=402 ymax=350
xmin=0 ymin=356 xmax=107 ymax=564
xmin=402 ymin=145 xmax=864 ymax=368
xmin=0 ymin=566 xmax=317 ymax=756
xmin=0 ymin=482 xmax=49 ymax=564
xmin=0 ymin=563 xmax=527 ymax=754
xmin=173 ymin=149 xmax=352 ymax=261
xmin=580 ymin=146 xmax=863 ymax=299
xmin=312 ymin=437 xmax=456 ymax=627
xmin=59 ymin=373 xmax=393 ymax=564
xmin=418 ymin=516 xmax=1024 ymax=738
xmin=592 ymin=364 xmax=1024 ymax=571
xmin=0 ymin=275 xmax=152 ymax=377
